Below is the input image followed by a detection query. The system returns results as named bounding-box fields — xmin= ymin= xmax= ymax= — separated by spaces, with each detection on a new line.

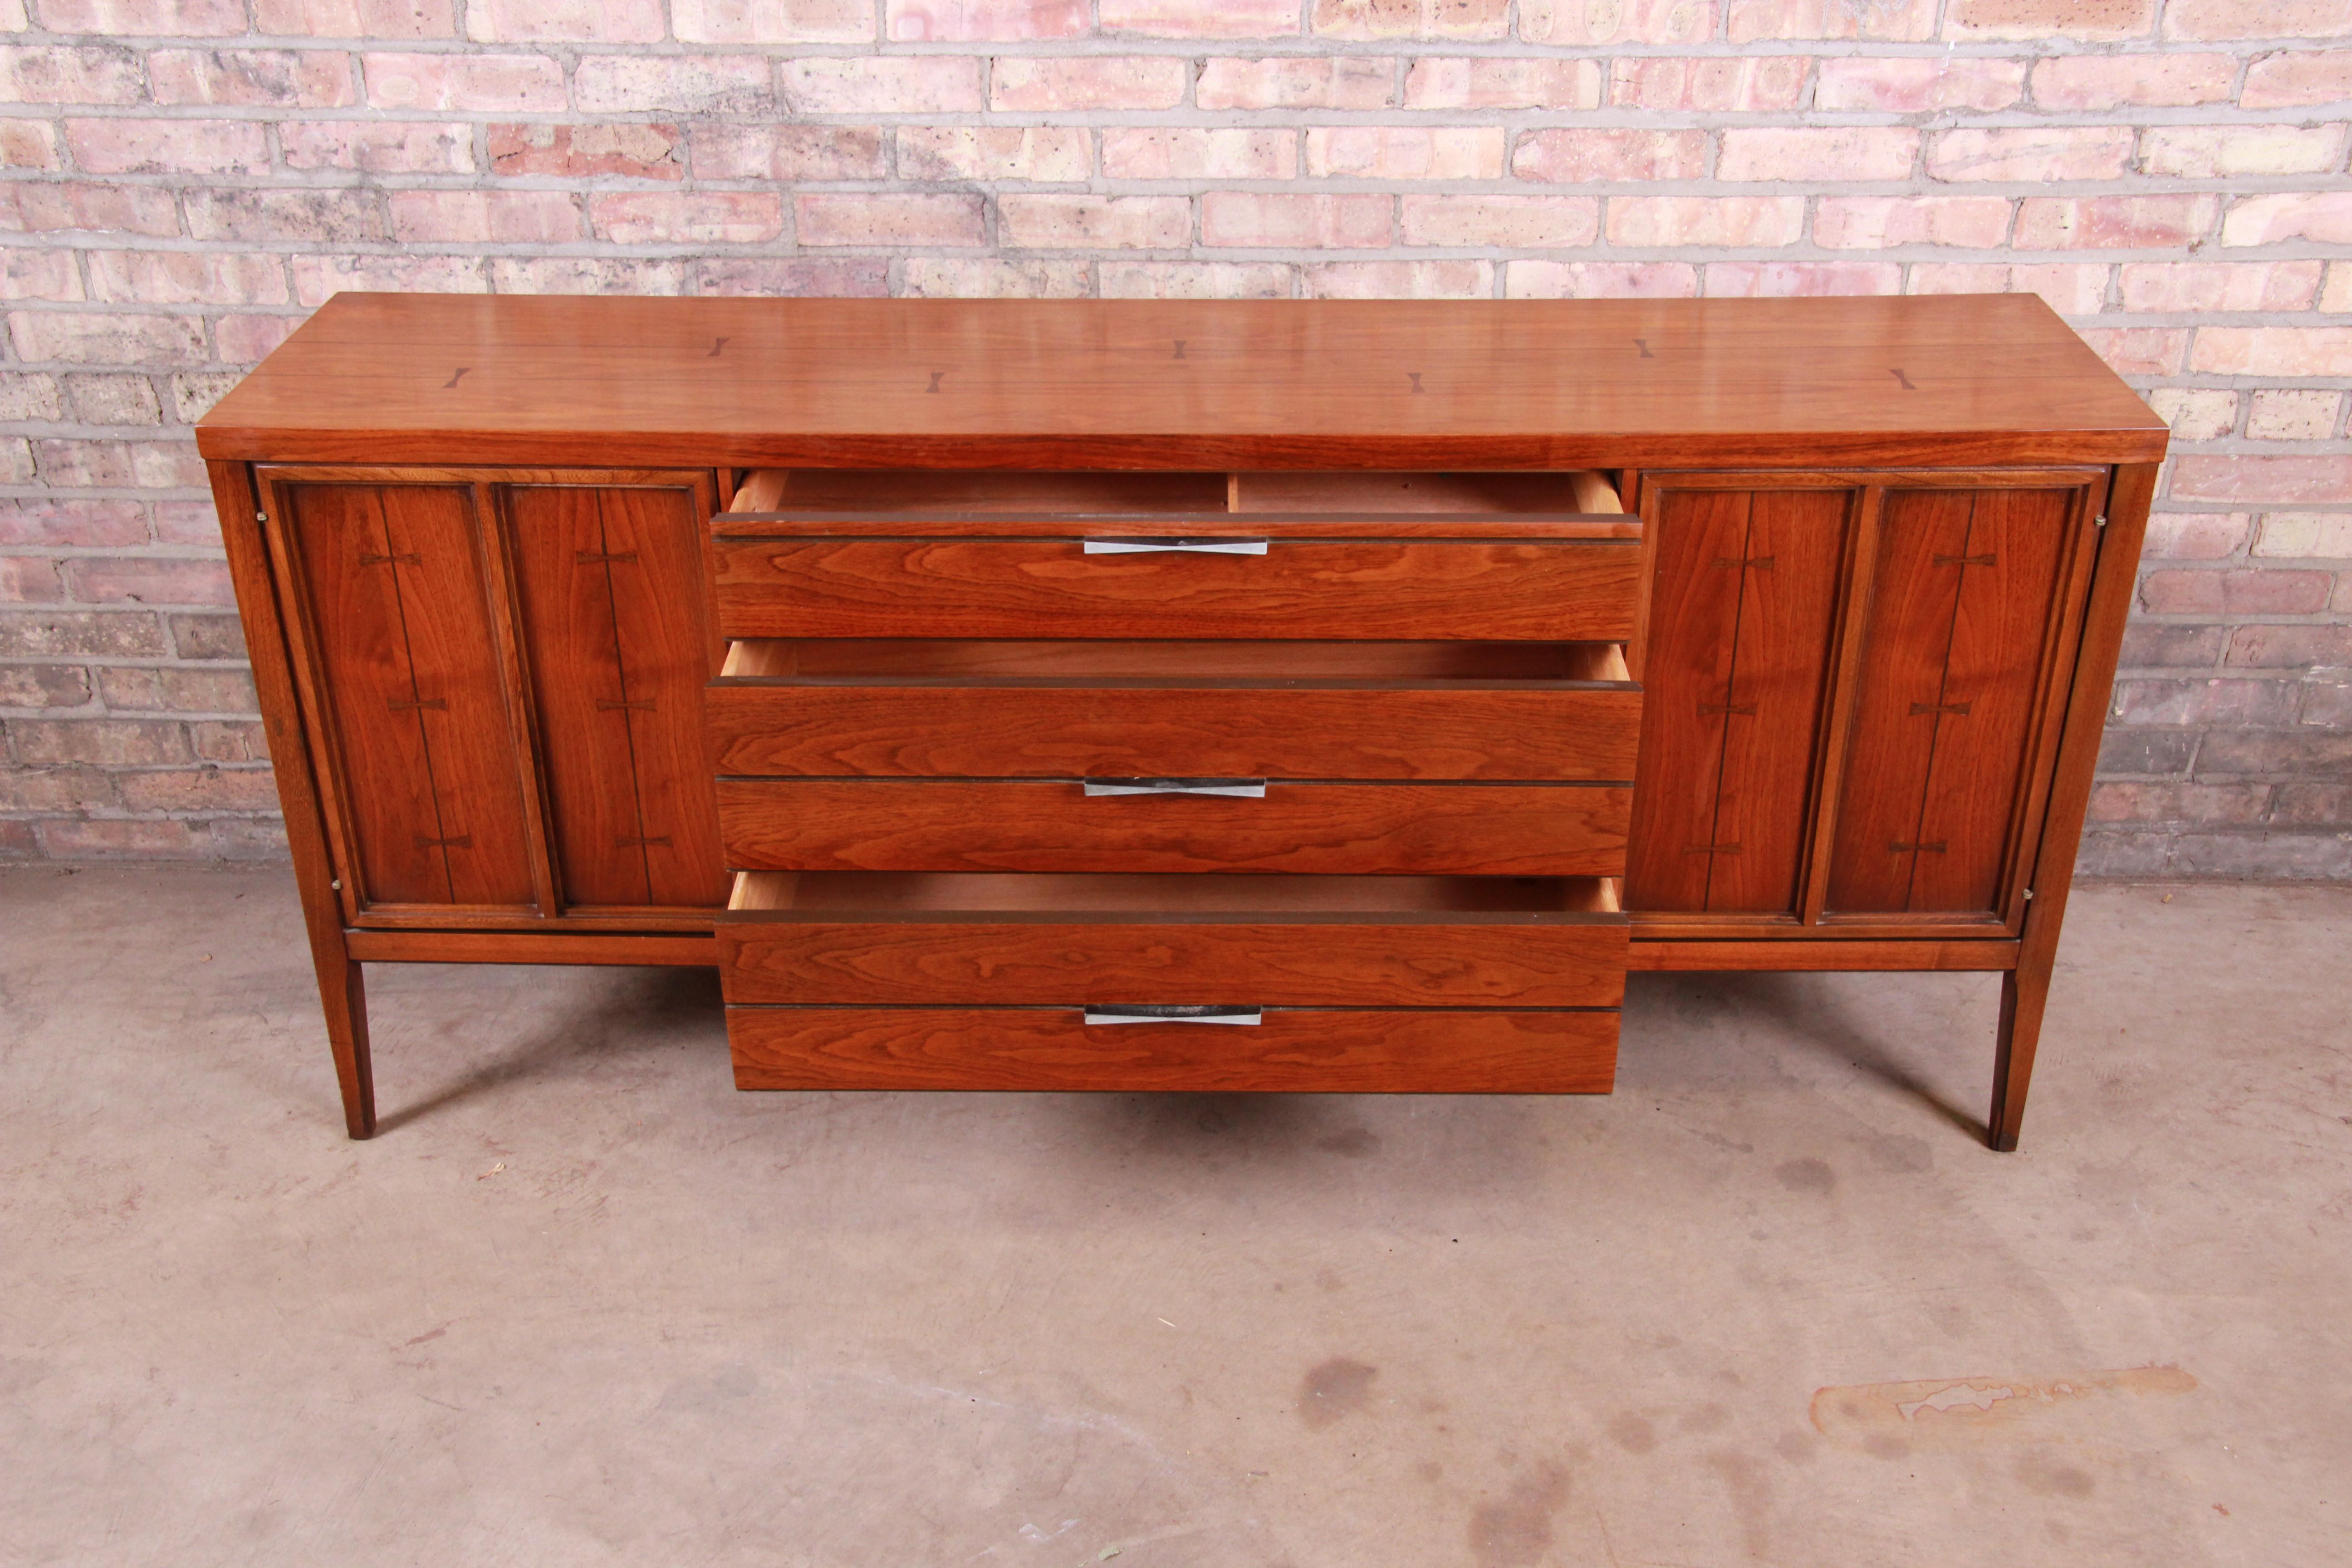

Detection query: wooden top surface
xmin=197 ymin=293 xmax=2165 ymax=469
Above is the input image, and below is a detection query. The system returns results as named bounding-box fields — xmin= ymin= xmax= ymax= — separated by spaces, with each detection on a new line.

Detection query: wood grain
xmin=706 ymin=682 xmax=1642 ymax=781
xmin=712 ymin=538 xmax=1641 ymax=642
xmin=716 ymin=779 xmax=1631 ymax=877
xmin=1627 ymin=938 xmax=2016 ymax=972
xmin=728 ymin=1007 xmax=1618 ymax=1093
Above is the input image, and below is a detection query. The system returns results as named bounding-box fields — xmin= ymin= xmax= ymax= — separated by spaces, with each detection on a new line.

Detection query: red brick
xmin=491 ymin=257 xmax=686 ymax=294
xmin=88 ymin=251 xmax=289 ymax=307
xmin=2190 ymin=328 xmax=2352 ymax=377
xmin=0 ymin=556 xmax=60 ymax=603
xmin=1198 ymin=56 xmax=1395 ymax=110
xmin=151 ymin=500 xmax=220 ymax=545
xmin=1705 ymin=261 xmax=1903 ymax=297
xmin=1814 ymin=196 xmax=2012 ymax=250
xmin=574 ymin=54 xmax=771 ymax=113
xmin=1606 ymin=196 xmax=1805 ymax=248
xmin=1000 ymin=195 xmax=1191 ymax=249
xmin=1101 ymin=128 xmax=1293 ymax=181
xmin=2254 ymin=513 xmax=2352 ymax=557
xmin=1401 ymin=194 xmax=1598 ymax=247
xmin=2146 ymin=388 xmax=2237 ymax=441
xmin=148 ymin=49 xmax=357 ymax=108
xmin=1814 ymin=55 xmax=2023 ymax=111
xmin=32 ymin=0 xmax=245 ymax=32
xmin=363 ymin=53 xmax=564 ymax=111
xmin=2228 ymin=623 xmax=2352 ymax=666
xmin=2113 ymin=678 xmax=2302 ymax=727
xmin=1100 ymin=0 xmax=1298 ymax=34
xmin=1408 ymin=56 xmax=1603 ymax=108
xmin=2171 ymin=456 xmax=2352 ymax=505
xmin=2222 ymin=192 xmax=2352 ymax=248
xmin=2164 ymin=0 xmax=2352 ymax=39
xmin=0 ymin=666 xmax=93 ymax=710
xmin=289 ymin=255 xmax=484 ymax=305
xmin=64 ymin=557 xmax=232 ymax=606
xmin=781 ymin=57 xmax=983 ymax=113
xmin=2079 ymin=327 xmax=2187 ymax=375
xmin=390 ymin=190 xmax=581 ymax=244
xmin=991 ymin=56 xmax=1187 ymax=109
xmin=279 ymin=120 xmax=473 ymax=174
xmin=1 ymin=250 xmax=82 ymax=302
xmin=1202 ymin=191 xmax=1392 ymax=249
xmin=0 ymin=119 xmax=58 ymax=169
xmin=794 ymin=192 xmax=984 ymax=247
xmin=2243 ymin=49 xmax=2352 ymax=107
xmin=2030 ymin=51 xmax=2234 ymax=107
xmin=671 ymin=0 xmax=872 ymax=40
xmin=1720 ymin=127 xmax=1919 ymax=181
xmin=97 ymin=665 xmax=256 ymax=713
xmin=2142 ymin=566 xmax=2335 ymax=614
xmin=692 ymin=125 xmax=887 ymax=181
xmin=1303 ymin=259 xmax=1496 ymax=297
xmin=590 ymin=191 xmax=784 ymax=245
xmin=899 ymin=126 xmax=1091 ymax=182
xmin=886 ymin=0 xmax=1087 ymax=39
xmin=2013 ymin=196 xmax=2218 ymax=249
xmin=2142 ymin=511 xmax=2250 ymax=559
xmin=900 ymin=257 xmax=1091 ymax=297
xmin=689 ymin=257 xmax=889 ymax=295
xmin=1730 ymin=0 xmax=1933 ymax=39
xmin=2117 ymin=261 xmax=2323 ymax=313
xmin=253 ymin=0 xmax=456 ymax=36
xmin=44 ymin=818 xmax=217 ymax=858
xmin=2146 ymin=125 xmax=2348 ymax=179
xmin=2248 ymin=389 xmax=2343 ymax=441
xmin=2272 ymin=783 xmax=2352 ymax=824
xmin=2087 ymin=782 xmax=2269 ymax=824
xmin=1513 ymin=129 xmax=1707 ymax=183
xmin=464 ymin=0 xmax=665 ymax=39
xmin=116 ymin=768 xmax=281 ymax=813
xmin=65 ymin=118 xmax=270 ymax=176
xmin=1520 ymin=0 xmax=1713 ymax=43
xmin=1309 ymin=126 xmax=1505 ymax=179
xmin=10 ymin=718 xmax=190 ymax=766
xmin=2321 ymin=263 xmax=2352 ymax=312
xmin=490 ymin=122 xmax=683 ymax=180
xmin=1098 ymin=261 xmax=1294 ymax=298
xmin=1926 ymin=127 xmax=2133 ymax=182
xmin=0 ymin=46 xmax=147 ymax=105
xmin=1310 ymin=0 xmax=1509 ymax=40
xmin=1947 ymin=0 xmax=2155 ymax=38
xmin=0 ymin=498 xmax=146 ymax=548
xmin=0 ymin=609 xmax=167 ymax=658
xmin=1912 ymin=263 xmax=2114 ymax=315
xmin=0 ymin=182 xmax=181 ymax=237
xmin=8 ymin=311 xmax=206 ymax=365
xmin=212 ymin=315 xmax=298 ymax=363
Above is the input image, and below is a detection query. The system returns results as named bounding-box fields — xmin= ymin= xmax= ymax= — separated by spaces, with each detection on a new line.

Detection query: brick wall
xmin=1 ymin=0 xmax=2347 ymax=876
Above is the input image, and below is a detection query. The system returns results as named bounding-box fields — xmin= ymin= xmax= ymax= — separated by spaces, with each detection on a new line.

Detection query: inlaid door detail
xmin=508 ymin=484 xmax=727 ymax=909
xmin=1827 ymin=487 xmax=2086 ymax=919
xmin=1627 ymin=486 xmax=1850 ymax=916
xmin=281 ymin=483 xmax=534 ymax=909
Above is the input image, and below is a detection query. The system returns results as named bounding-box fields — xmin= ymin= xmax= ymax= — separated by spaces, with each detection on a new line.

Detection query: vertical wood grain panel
xmin=1705 ymin=488 xmax=1849 ymax=915
xmin=1909 ymin=488 xmax=2074 ymax=915
xmin=1624 ymin=489 xmax=1748 ymax=912
xmin=1826 ymin=488 xmax=1974 ymax=914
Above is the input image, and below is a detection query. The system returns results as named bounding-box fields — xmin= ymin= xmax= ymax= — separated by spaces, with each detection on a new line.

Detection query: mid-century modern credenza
xmin=194 ymin=294 xmax=2166 ymax=1150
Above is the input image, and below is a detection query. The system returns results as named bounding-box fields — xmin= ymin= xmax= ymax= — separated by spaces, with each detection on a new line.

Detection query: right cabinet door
xmin=1824 ymin=484 xmax=2098 ymax=926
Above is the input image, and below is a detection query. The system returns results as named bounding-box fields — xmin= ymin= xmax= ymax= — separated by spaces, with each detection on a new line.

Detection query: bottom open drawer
xmin=719 ymin=871 xmax=1625 ymax=1093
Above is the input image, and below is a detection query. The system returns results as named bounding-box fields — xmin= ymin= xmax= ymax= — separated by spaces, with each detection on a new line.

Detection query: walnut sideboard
xmin=194 ymin=294 xmax=2166 ymax=1150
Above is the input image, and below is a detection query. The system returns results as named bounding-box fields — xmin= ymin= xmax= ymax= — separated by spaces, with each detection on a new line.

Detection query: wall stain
xmin=1297 ymin=1357 xmax=1377 ymax=1429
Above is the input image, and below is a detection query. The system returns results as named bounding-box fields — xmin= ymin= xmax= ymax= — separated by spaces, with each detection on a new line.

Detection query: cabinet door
xmin=1627 ymin=486 xmax=1849 ymax=917
xmin=279 ymin=482 xmax=535 ymax=910
xmin=507 ymin=482 xmax=727 ymax=910
xmin=1827 ymin=485 xmax=2092 ymax=921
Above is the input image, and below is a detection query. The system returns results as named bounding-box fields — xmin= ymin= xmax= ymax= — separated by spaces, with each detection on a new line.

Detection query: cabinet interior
xmin=728 ymin=468 xmax=1622 ymax=517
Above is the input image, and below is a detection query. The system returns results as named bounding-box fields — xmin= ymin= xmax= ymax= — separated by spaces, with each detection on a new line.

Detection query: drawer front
xmin=717 ymin=779 xmax=1630 ymax=877
xmin=720 ymin=915 xmax=1627 ymax=1008
xmin=706 ymin=684 xmax=1642 ymax=782
xmin=711 ymin=538 xmax=1640 ymax=642
xmin=728 ymin=1006 xmax=1617 ymax=1093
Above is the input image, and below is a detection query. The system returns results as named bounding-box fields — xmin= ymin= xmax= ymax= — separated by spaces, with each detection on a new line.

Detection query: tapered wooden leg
xmin=1988 ymin=959 xmax=2051 ymax=1153
xmin=318 ymin=950 xmax=377 ymax=1139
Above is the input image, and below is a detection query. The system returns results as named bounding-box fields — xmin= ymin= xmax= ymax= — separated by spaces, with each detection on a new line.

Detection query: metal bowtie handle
xmin=1083 ymin=1006 xmax=1263 ymax=1027
xmin=1082 ymin=778 xmax=1267 ymax=798
xmin=1082 ymin=537 xmax=1269 ymax=555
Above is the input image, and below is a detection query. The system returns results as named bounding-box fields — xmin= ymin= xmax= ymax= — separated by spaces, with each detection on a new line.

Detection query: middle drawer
xmin=717 ymin=778 xmax=1631 ymax=877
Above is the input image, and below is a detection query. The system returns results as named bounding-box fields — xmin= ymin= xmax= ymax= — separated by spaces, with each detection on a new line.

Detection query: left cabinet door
xmin=270 ymin=479 xmax=537 ymax=911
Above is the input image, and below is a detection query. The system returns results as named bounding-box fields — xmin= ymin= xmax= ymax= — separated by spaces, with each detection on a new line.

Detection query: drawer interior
xmin=729 ymin=870 xmax=1622 ymax=916
xmin=726 ymin=468 xmax=1623 ymax=518
xmin=719 ymin=638 xmax=1633 ymax=684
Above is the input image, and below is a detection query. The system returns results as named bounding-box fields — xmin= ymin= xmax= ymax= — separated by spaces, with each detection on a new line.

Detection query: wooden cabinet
xmin=257 ymin=467 xmax=725 ymax=923
xmin=1627 ymin=473 xmax=2102 ymax=939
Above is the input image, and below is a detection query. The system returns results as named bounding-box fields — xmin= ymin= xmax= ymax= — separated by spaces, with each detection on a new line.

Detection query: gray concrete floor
xmin=1 ymin=869 xmax=2347 ymax=1568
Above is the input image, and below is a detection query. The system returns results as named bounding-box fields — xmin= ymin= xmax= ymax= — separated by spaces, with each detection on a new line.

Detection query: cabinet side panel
xmin=284 ymin=484 xmax=449 ymax=904
xmin=1827 ymin=488 xmax=1974 ymax=914
xmin=378 ymin=485 xmax=536 ymax=907
xmin=1909 ymin=488 xmax=2075 ymax=915
xmin=508 ymin=486 xmax=651 ymax=907
xmin=600 ymin=485 xmax=729 ymax=907
xmin=1624 ymin=490 xmax=1748 ymax=912
xmin=1706 ymin=488 xmax=1848 ymax=915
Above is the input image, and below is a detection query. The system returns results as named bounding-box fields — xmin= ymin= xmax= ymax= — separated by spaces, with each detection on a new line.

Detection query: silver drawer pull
xmin=1083 ymin=537 xmax=1268 ymax=555
xmin=1083 ymin=777 xmax=1266 ymax=798
xmin=1083 ymin=1006 xmax=1262 ymax=1027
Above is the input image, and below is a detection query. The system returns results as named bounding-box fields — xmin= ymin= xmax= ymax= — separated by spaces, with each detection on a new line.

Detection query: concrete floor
xmin=1 ymin=870 xmax=2347 ymax=1568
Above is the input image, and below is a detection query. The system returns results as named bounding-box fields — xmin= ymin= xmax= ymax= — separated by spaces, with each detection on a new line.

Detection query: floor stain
xmin=1705 ymin=1449 xmax=1772 ymax=1558
xmin=1468 ymin=1464 xmax=1568 ymax=1568
xmin=1297 ymin=1357 xmax=1377 ymax=1429
xmin=1774 ymin=1157 xmax=1836 ymax=1194
xmin=1315 ymin=1127 xmax=1379 ymax=1158
xmin=1812 ymin=1365 xmax=2199 ymax=1451
xmin=1607 ymin=1413 xmax=1656 ymax=1454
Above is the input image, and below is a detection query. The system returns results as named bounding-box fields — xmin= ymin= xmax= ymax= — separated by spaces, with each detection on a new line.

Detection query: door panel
xmin=1828 ymin=486 xmax=2085 ymax=919
xmin=1627 ymin=486 xmax=1848 ymax=917
xmin=284 ymin=482 xmax=534 ymax=909
xmin=508 ymin=482 xmax=726 ymax=911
